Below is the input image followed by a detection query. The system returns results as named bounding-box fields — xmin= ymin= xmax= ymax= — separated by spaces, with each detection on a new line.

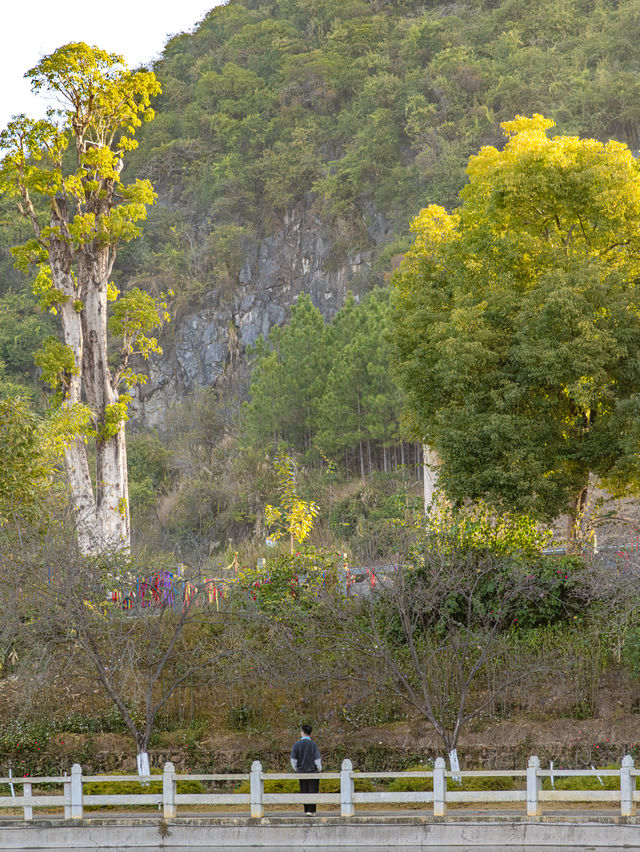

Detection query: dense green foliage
xmin=0 ymin=398 xmax=56 ymax=525
xmin=0 ymin=291 xmax=54 ymax=396
xmin=403 ymin=503 xmax=582 ymax=629
xmin=114 ymin=0 xmax=640 ymax=295
xmin=4 ymin=0 xmax=640 ymax=369
xmin=393 ymin=115 xmax=640 ymax=523
xmin=244 ymin=289 xmax=406 ymax=473
xmin=5 ymin=0 xmax=640 ymax=552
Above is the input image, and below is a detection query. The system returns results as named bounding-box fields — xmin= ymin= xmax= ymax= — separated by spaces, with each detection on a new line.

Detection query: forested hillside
xmin=3 ymin=0 xmax=640 ymax=556
xmin=5 ymin=0 xmax=640 ymax=763
xmin=123 ymin=0 xmax=640 ymax=285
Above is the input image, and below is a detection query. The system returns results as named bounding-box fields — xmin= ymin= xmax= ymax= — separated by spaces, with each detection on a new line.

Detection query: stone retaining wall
xmin=0 ymin=816 xmax=638 ymax=849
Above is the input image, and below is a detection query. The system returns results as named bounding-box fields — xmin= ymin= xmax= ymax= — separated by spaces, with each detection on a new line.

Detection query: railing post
xmin=250 ymin=760 xmax=263 ymax=818
xmin=433 ymin=757 xmax=447 ymax=816
xmin=163 ymin=761 xmax=176 ymax=819
xmin=527 ymin=755 xmax=541 ymax=817
xmin=23 ymin=781 xmax=32 ymax=821
xmin=63 ymin=772 xmax=71 ymax=819
xmin=70 ymin=763 xmax=83 ymax=819
xmin=340 ymin=758 xmax=354 ymax=817
xmin=621 ymin=754 xmax=636 ymax=817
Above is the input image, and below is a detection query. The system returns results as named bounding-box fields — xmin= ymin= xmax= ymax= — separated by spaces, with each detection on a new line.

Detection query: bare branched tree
xmin=323 ymin=546 xmax=575 ymax=766
xmin=0 ymin=516 xmax=251 ymax=771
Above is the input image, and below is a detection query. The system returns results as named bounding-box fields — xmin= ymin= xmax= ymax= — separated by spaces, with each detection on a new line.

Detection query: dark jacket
xmin=290 ymin=736 xmax=322 ymax=772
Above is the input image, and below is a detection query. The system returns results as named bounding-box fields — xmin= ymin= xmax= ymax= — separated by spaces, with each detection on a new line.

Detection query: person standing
xmin=290 ymin=724 xmax=322 ymax=815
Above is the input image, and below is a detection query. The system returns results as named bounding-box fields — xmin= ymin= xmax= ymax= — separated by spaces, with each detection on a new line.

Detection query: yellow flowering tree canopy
xmin=393 ymin=115 xmax=640 ymax=523
xmin=0 ymin=44 xmax=165 ymax=551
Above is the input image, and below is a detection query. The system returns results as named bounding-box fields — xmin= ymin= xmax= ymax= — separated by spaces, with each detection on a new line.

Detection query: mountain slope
xmin=4 ymin=0 xmax=640 ymax=414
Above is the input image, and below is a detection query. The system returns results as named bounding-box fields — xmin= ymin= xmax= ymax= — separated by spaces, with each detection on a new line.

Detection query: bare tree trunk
xmin=77 ymin=244 xmax=130 ymax=549
xmin=356 ymin=391 xmax=366 ymax=479
xmin=63 ymin=439 xmax=101 ymax=553
xmin=43 ymin=197 xmax=131 ymax=552
xmin=49 ymin=218 xmax=108 ymax=549
xmin=58 ymin=299 xmax=102 ymax=550
xmin=566 ymin=481 xmax=589 ymax=551
xmin=423 ymin=445 xmax=439 ymax=512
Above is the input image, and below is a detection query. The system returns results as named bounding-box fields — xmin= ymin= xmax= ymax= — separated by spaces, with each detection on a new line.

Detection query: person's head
xmin=301 ymin=723 xmax=313 ymax=736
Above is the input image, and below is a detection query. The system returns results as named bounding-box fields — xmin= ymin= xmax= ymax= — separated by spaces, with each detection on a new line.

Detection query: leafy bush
xmin=0 ymin=719 xmax=54 ymax=754
xmin=83 ymin=768 xmax=205 ymax=797
xmin=457 ymin=775 xmax=518 ymax=791
xmin=420 ymin=503 xmax=552 ymax=559
xmin=236 ymin=775 xmax=375 ymax=793
xmin=329 ymin=474 xmax=422 ymax=562
xmin=236 ymin=547 xmax=341 ymax=615
xmin=127 ymin=432 xmax=173 ymax=494
xmin=69 ymin=705 xmax=145 ymax=735
xmin=227 ymin=705 xmax=258 ymax=730
xmin=386 ymin=765 xmax=517 ymax=792
xmin=0 ymin=711 xmax=199 ymax=762
xmin=339 ymin=698 xmax=406 ymax=729
xmin=542 ymin=765 xmax=630 ymax=791
xmin=386 ymin=766 xmax=433 ymax=792
xmin=127 ymin=432 xmax=174 ymax=515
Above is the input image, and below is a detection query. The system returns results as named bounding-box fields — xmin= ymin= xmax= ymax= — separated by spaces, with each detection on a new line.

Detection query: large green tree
xmin=393 ymin=115 xmax=640 ymax=530
xmin=0 ymin=44 xmax=164 ymax=552
xmin=317 ymin=290 xmax=403 ymax=477
xmin=0 ymin=397 xmax=56 ymax=529
xmin=244 ymin=293 xmax=328 ymax=456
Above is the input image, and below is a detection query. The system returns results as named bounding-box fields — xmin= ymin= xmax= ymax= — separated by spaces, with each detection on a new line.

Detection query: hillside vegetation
xmin=3 ymin=0 xmax=640 ymax=767
xmin=4 ymin=0 xmax=640 ymax=554
xmin=119 ymin=0 xmax=640 ymax=291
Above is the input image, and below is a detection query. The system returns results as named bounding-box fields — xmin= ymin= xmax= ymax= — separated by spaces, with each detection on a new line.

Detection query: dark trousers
xmin=299 ymin=776 xmax=320 ymax=812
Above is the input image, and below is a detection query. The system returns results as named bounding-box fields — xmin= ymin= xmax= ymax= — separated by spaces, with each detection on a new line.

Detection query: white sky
xmin=2 ymin=0 xmax=227 ymax=130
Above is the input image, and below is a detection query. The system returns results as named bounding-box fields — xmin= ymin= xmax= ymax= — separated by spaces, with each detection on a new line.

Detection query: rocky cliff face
xmin=132 ymin=202 xmax=392 ymax=426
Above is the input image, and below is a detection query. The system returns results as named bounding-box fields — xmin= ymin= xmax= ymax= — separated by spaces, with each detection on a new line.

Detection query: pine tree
xmin=244 ymin=294 xmax=328 ymax=457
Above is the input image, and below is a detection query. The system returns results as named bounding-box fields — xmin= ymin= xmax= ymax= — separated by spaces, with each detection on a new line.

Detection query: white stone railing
xmin=0 ymin=755 xmax=637 ymax=820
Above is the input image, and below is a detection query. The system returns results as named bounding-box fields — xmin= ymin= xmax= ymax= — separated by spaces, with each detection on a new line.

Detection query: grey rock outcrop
xmin=132 ymin=202 xmax=391 ymax=427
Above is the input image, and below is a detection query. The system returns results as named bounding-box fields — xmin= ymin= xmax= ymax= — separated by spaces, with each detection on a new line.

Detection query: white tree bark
xmin=423 ymin=444 xmax=439 ymax=513
xmin=79 ymin=250 xmax=129 ymax=549
xmin=48 ymin=206 xmax=130 ymax=552
xmin=137 ymin=751 xmax=151 ymax=779
xmin=2 ymin=46 xmax=162 ymax=554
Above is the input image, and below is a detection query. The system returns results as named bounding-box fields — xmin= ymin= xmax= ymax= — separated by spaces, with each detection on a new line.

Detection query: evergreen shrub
xmin=386 ymin=765 xmax=517 ymax=792
xmin=541 ymin=765 xmax=632 ymax=791
xmin=83 ymin=768 xmax=205 ymax=798
xmin=235 ymin=775 xmax=375 ymax=793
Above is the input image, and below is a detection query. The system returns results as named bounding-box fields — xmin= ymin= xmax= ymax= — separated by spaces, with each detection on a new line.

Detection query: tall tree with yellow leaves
xmin=0 ymin=44 xmax=166 ymax=552
xmin=393 ymin=115 xmax=640 ymax=537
